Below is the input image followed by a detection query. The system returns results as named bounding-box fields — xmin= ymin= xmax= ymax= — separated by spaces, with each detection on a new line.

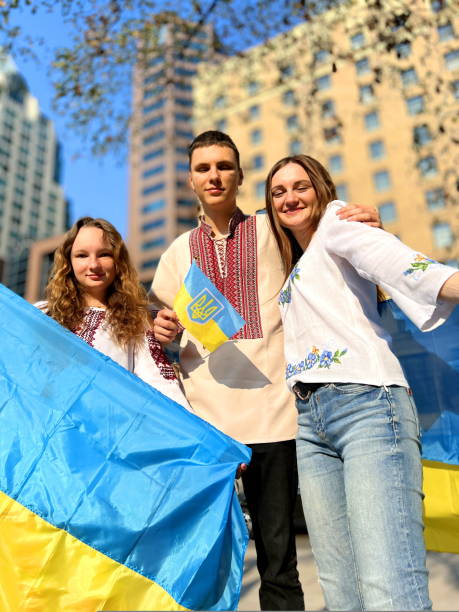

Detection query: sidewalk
xmin=239 ymin=534 xmax=459 ymax=610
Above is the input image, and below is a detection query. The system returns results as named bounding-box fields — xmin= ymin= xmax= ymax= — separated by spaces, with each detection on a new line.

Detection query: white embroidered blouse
xmin=35 ymin=302 xmax=190 ymax=410
xmin=279 ymin=200 xmax=457 ymax=391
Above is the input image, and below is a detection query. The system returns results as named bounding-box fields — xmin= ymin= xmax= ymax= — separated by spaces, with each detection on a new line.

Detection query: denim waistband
xmin=293 ymin=381 xmax=326 ymax=401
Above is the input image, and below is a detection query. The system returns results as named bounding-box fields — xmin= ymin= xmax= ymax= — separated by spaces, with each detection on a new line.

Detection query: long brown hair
xmin=46 ymin=217 xmax=150 ymax=347
xmin=265 ymin=155 xmax=337 ymax=278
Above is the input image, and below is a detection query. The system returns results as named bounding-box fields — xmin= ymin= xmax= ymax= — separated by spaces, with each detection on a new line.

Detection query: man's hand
xmin=153 ymin=308 xmax=180 ymax=344
xmin=336 ymin=203 xmax=382 ymax=228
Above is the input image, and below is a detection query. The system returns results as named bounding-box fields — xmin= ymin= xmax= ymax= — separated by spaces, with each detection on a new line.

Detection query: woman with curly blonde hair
xmin=38 ymin=216 xmax=189 ymax=409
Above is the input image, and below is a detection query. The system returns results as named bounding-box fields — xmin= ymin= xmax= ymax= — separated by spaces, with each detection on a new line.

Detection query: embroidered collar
xmin=199 ymin=207 xmax=246 ymax=239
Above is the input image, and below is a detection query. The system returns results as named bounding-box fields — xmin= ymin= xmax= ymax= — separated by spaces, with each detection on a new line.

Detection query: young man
xmin=151 ymin=131 xmax=380 ymax=610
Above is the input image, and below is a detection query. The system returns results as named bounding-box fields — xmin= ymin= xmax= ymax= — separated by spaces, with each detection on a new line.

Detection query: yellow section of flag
xmin=173 ymin=262 xmax=245 ymax=352
xmin=423 ymin=460 xmax=459 ymax=554
xmin=0 ymin=491 xmax=188 ymax=612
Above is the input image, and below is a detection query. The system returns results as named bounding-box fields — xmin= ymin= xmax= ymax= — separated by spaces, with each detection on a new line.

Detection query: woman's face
xmin=270 ymin=162 xmax=318 ymax=240
xmin=70 ymin=226 xmax=116 ymax=302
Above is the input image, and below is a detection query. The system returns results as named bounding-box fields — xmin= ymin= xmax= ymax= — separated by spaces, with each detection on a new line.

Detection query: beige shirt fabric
xmin=151 ymin=212 xmax=297 ymax=444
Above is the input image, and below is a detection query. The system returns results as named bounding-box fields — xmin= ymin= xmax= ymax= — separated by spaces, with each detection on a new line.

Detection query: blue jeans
xmin=296 ymin=383 xmax=431 ymax=611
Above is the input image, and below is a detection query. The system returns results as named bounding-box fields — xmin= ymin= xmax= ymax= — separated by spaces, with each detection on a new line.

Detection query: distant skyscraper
xmin=128 ymin=18 xmax=214 ymax=286
xmin=0 ymin=54 xmax=69 ymax=296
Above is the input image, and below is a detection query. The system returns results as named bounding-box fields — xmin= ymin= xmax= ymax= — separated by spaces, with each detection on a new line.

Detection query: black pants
xmin=242 ymin=439 xmax=305 ymax=611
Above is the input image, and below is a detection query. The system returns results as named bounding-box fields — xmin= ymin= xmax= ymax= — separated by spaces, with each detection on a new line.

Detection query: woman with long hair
xmin=37 ymin=216 xmax=189 ymax=409
xmin=265 ymin=154 xmax=459 ymax=611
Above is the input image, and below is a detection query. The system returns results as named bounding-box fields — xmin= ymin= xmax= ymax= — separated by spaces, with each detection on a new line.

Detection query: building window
xmin=364 ymin=110 xmax=380 ymax=130
xmin=315 ymin=74 xmax=331 ymax=91
xmin=314 ymin=49 xmax=330 ymax=63
xmin=321 ymin=99 xmax=335 ymax=118
xmin=249 ymin=104 xmax=260 ymax=120
xmin=323 ymin=126 xmax=342 ymax=144
xmin=369 ymin=140 xmax=385 ymax=159
xmin=406 ymin=95 xmax=424 ymax=115
xmin=378 ymin=201 xmax=397 ymax=223
xmin=433 ymin=222 xmax=453 ymax=248
xmin=177 ymin=198 xmax=196 ymax=207
xmin=290 ymin=140 xmax=302 ymax=155
xmin=142 ymin=164 xmax=165 ymax=179
xmin=283 ymin=89 xmax=296 ymax=105
xmin=400 ymin=67 xmax=418 ymax=87
xmin=329 ymin=154 xmax=343 ymax=174
xmin=431 ymin=0 xmax=444 ymax=12
xmin=175 ymin=82 xmax=193 ymax=92
xmin=143 ymin=131 xmax=165 ymax=146
xmin=175 ymin=129 xmax=194 ymax=139
xmin=418 ymin=155 xmax=438 ymax=177
xmin=336 ymin=184 xmax=348 ymax=200
xmin=142 ymin=236 xmax=166 ymax=250
xmin=175 ymin=112 xmax=192 ymax=122
xmin=445 ymin=49 xmax=459 ymax=71
xmin=395 ymin=41 xmax=411 ymax=58
xmin=175 ymin=66 xmax=197 ymax=77
xmin=452 ymin=80 xmax=459 ymax=99
xmin=373 ymin=170 xmax=391 ymax=191
xmin=216 ymin=118 xmax=227 ymax=131
xmin=143 ymin=99 xmax=165 ymax=114
xmin=425 ymin=188 xmax=445 ymax=210
xmin=142 ymin=199 xmax=166 ymax=214
xmin=255 ymin=181 xmax=265 ymax=199
xmin=142 ymin=218 xmax=165 ymax=232
xmin=251 ymin=128 xmax=262 ymax=144
xmin=280 ymin=64 xmax=294 ymax=78
xmin=141 ymin=258 xmax=160 ymax=270
xmin=247 ymin=81 xmax=260 ymax=95
xmin=143 ymin=147 xmax=165 ymax=162
xmin=355 ymin=57 xmax=370 ymax=75
xmin=142 ymin=182 xmax=165 ymax=196
xmin=359 ymin=84 xmax=374 ymax=103
xmin=252 ymin=154 xmax=264 ymax=170
xmin=286 ymin=114 xmax=298 ymax=132
xmin=215 ymin=95 xmax=226 ymax=108
xmin=350 ymin=32 xmax=365 ymax=50
xmin=438 ymin=22 xmax=454 ymax=41
xmin=176 ymin=161 xmax=189 ymax=172
xmin=413 ymin=124 xmax=432 ymax=146
xmin=175 ymin=97 xmax=193 ymax=107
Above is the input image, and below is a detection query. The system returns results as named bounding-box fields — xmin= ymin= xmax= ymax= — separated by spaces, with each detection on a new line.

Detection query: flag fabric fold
xmin=379 ymin=299 xmax=459 ymax=553
xmin=0 ymin=284 xmax=251 ymax=611
xmin=173 ymin=261 xmax=246 ymax=352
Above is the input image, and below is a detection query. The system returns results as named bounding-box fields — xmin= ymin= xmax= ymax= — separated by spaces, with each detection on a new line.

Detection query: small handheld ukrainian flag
xmin=174 ymin=261 xmax=245 ymax=352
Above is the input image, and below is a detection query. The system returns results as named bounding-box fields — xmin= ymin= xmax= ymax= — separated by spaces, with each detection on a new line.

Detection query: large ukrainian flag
xmin=0 ymin=284 xmax=251 ymax=611
xmin=379 ymin=299 xmax=459 ymax=553
xmin=174 ymin=262 xmax=245 ymax=352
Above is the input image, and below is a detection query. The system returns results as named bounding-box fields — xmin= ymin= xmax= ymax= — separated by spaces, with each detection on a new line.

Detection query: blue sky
xmin=9 ymin=5 xmax=128 ymax=236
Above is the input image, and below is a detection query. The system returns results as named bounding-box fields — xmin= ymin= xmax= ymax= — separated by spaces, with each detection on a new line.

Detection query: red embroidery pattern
xmin=73 ymin=309 xmax=105 ymax=347
xmin=146 ymin=331 xmax=177 ymax=380
xmin=189 ymin=210 xmax=263 ymax=339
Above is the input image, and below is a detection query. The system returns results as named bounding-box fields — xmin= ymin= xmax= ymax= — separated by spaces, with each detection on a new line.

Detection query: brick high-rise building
xmin=193 ymin=0 xmax=458 ymax=264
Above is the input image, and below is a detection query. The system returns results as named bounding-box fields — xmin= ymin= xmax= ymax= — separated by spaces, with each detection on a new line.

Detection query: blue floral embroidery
xmin=286 ymin=346 xmax=348 ymax=379
xmin=279 ymin=266 xmax=300 ymax=306
xmin=403 ymin=254 xmax=437 ymax=277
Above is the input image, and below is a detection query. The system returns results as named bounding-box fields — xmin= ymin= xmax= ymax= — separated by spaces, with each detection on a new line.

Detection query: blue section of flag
xmin=0 ymin=284 xmax=251 ymax=611
xmin=378 ymin=300 xmax=459 ymax=465
xmin=184 ymin=262 xmax=245 ymax=338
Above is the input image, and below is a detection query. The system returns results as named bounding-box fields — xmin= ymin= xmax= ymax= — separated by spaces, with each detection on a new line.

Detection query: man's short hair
xmin=188 ymin=131 xmax=241 ymax=169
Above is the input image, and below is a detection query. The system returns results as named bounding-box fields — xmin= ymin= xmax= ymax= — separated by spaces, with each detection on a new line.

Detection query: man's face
xmin=188 ymin=145 xmax=243 ymax=216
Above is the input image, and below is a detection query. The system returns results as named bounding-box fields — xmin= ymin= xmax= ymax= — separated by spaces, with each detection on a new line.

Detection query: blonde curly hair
xmin=46 ymin=217 xmax=150 ymax=347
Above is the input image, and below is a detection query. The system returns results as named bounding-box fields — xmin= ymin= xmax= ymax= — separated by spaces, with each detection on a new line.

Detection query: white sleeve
xmin=322 ymin=201 xmax=457 ymax=331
